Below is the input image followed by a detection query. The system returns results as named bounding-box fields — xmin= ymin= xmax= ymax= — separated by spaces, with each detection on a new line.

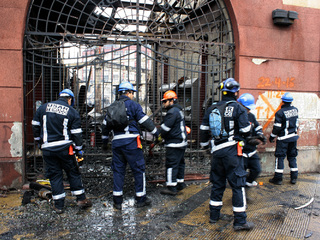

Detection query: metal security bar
xmin=24 ymin=0 xmax=235 ymax=181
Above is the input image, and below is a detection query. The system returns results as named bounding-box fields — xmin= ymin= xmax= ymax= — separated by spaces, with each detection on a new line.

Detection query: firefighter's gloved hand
xmin=269 ymin=136 xmax=275 ymax=143
xmin=102 ymin=139 xmax=111 ymax=152
xmin=258 ymin=134 xmax=267 ymax=145
xmin=75 ymin=150 xmax=83 ymax=158
xmin=200 ymin=145 xmax=211 ymax=154
xmin=156 ymin=135 xmax=163 ymax=144
xmin=248 ymin=138 xmax=260 ymax=146
xmin=75 ymin=150 xmax=84 ymax=166
xmin=35 ymin=141 xmax=42 ymax=150
xmin=200 ymin=145 xmax=209 ymax=150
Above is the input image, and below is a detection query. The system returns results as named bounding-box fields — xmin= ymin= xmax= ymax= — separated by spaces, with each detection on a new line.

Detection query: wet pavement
xmin=1 ymin=173 xmax=320 ymax=240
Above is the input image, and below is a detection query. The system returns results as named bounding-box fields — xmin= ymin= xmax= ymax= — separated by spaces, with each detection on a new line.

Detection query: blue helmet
xmin=238 ymin=93 xmax=256 ymax=110
xmin=59 ymin=89 xmax=75 ymax=106
xmin=220 ymin=78 xmax=240 ymax=93
xmin=118 ymin=82 xmax=136 ymax=92
xmin=281 ymin=92 xmax=293 ymax=102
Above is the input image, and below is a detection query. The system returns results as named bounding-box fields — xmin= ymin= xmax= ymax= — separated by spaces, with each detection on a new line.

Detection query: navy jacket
xmin=32 ymin=98 xmax=83 ymax=152
xmin=271 ymin=103 xmax=299 ymax=142
xmin=159 ymin=103 xmax=188 ymax=148
xmin=102 ymin=95 xmax=158 ymax=148
xmin=200 ymin=95 xmax=251 ymax=152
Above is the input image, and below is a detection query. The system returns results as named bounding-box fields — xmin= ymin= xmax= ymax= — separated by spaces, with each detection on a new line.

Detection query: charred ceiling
xmin=25 ymin=0 xmax=231 ymax=48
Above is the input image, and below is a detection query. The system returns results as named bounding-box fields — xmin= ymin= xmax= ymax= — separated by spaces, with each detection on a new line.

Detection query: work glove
xmin=35 ymin=140 xmax=42 ymax=150
xmin=258 ymin=134 xmax=267 ymax=145
xmin=269 ymin=136 xmax=275 ymax=143
xmin=75 ymin=150 xmax=84 ymax=166
xmin=200 ymin=145 xmax=210 ymax=155
xmin=247 ymin=138 xmax=260 ymax=146
xmin=102 ymin=139 xmax=111 ymax=152
xmin=200 ymin=145 xmax=209 ymax=150
xmin=75 ymin=150 xmax=83 ymax=158
xmin=155 ymin=135 xmax=163 ymax=144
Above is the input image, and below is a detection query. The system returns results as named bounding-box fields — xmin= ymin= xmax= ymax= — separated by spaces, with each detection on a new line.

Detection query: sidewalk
xmin=0 ymin=173 xmax=319 ymax=239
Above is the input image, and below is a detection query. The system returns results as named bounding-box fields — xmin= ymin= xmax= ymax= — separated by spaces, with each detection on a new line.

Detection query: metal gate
xmin=24 ymin=0 xmax=235 ymax=181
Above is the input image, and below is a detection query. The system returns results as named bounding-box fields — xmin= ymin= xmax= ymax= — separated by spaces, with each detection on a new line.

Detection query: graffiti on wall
xmin=257 ymin=77 xmax=295 ymax=89
xmin=253 ymin=91 xmax=320 ymax=132
xmin=253 ymin=91 xmax=283 ymax=130
xmin=254 ymin=76 xmax=295 ymax=130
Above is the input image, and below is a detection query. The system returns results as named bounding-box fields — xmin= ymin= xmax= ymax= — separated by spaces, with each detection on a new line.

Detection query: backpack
xmin=209 ymin=101 xmax=235 ymax=139
xmin=105 ymin=99 xmax=129 ymax=131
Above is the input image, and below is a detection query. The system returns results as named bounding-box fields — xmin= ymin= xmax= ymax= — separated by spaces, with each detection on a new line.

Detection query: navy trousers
xmin=274 ymin=140 xmax=298 ymax=180
xmin=243 ymin=153 xmax=261 ymax=183
xmin=165 ymin=147 xmax=186 ymax=190
xmin=43 ymin=148 xmax=86 ymax=208
xmin=209 ymin=145 xmax=247 ymax=226
xmin=112 ymin=143 xmax=146 ymax=203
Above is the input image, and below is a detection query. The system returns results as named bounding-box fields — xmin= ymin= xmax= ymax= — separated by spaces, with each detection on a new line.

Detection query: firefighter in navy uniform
xmin=269 ymin=92 xmax=299 ymax=185
xmin=102 ymin=82 xmax=159 ymax=210
xmin=237 ymin=93 xmax=267 ymax=187
xmin=32 ymin=89 xmax=92 ymax=214
xmin=159 ymin=90 xmax=188 ymax=196
xmin=200 ymin=78 xmax=254 ymax=231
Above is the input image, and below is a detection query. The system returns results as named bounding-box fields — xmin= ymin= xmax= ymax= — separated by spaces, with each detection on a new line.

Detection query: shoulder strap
xmin=115 ymin=96 xmax=129 ymax=102
xmin=226 ymin=100 xmax=236 ymax=105
xmin=220 ymin=100 xmax=236 ymax=134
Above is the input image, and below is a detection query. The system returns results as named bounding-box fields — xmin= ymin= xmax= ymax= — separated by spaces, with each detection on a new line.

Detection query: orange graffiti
xmin=262 ymin=104 xmax=282 ymax=131
xmin=257 ymin=77 xmax=295 ymax=89
xmin=256 ymin=92 xmax=283 ymax=131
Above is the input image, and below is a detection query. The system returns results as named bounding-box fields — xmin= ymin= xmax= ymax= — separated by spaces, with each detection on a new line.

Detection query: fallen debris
xmin=30 ymin=181 xmax=52 ymax=191
xmin=294 ymin=197 xmax=314 ymax=210
xmin=304 ymin=232 xmax=313 ymax=238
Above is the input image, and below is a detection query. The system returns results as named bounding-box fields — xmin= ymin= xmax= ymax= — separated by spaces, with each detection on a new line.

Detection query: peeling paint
xmin=253 ymin=92 xmax=320 ymax=120
xmin=283 ymin=0 xmax=320 ymax=9
xmin=290 ymin=93 xmax=320 ymax=119
xmin=8 ymin=122 xmax=22 ymax=157
xmin=252 ymin=58 xmax=269 ymax=65
xmin=298 ymin=120 xmax=317 ymax=134
xmin=14 ymin=159 xmax=23 ymax=175
xmin=252 ymin=91 xmax=320 ymax=132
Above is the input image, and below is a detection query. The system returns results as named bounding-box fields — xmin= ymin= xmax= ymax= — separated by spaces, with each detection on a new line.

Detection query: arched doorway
xmin=24 ymin=0 xmax=234 ymax=180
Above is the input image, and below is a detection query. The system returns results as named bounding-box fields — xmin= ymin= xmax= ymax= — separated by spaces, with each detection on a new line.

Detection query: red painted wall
xmin=226 ymin=0 xmax=319 ymax=90
xmin=0 ymin=0 xmax=30 ymax=188
xmin=226 ymin=0 xmax=320 ymax=151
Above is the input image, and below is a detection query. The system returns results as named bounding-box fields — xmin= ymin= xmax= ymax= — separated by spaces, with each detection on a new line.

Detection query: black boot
xmin=209 ymin=208 xmax=220 ymax=223
xmin=177 ymin=182 xmax=186 ymax=191
xmin=269 ymin=178 xmax=282 ymax=185
xmin=52 ymin=199 xmax=65 ymax=214
xmin=290 ymin=178 xmax=297 ymax=184
xmin=290 ymin=171 xmax=298 ymax=184
xmin=52 ymin=205 xmax=64 ymax=214
xmin=136 ymin=197 xmax=151 ymax=208
xmin=114 ymin=203 xmax=122 ymax=210
xmin=160 ymin=186 xmax=178 ymax=196
xmin=113 ymin=196 xmax=123 ymax=210
xmin=234 ymin=222 xmax=254 ymax=231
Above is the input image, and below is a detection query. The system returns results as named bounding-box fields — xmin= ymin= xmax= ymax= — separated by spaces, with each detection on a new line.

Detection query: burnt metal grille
xmin=24 ymin=0 xmax=235 ymax=181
